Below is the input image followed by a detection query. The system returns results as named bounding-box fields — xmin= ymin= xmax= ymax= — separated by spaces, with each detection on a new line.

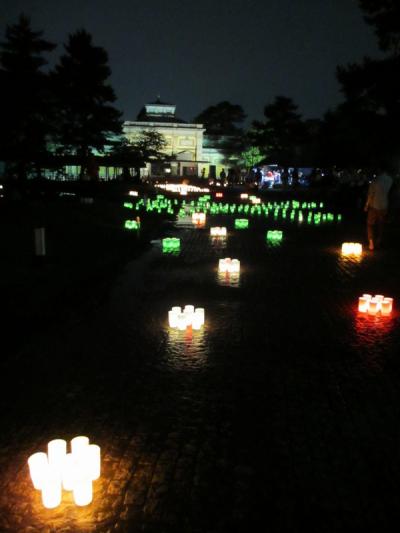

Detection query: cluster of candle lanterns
xmin=168 ymin=305 xmax=205 ymax=330
xmin=235 ymin=218 xmax=249 ymax=229
xmin=28 ymin=436 xmax=100 ymax=509
xmin=124 ymin=219 xmax=140 ymax=230
xmin=218 ymin=258 xmax=240 ymax=273
xmin=342 ymin=242 xmax=362 ymax=256
xmin=162 ymin=237 xmax=180 ymax=253
xmin=266 ymin=230 xmax=283 ymax=242
xmin=210 ymin=227 xmax=227 ymax=237
xmin=192 ymin=212 xmax=206 ymax=225
xmin=358 ymin=294 xmax=393 ymax=315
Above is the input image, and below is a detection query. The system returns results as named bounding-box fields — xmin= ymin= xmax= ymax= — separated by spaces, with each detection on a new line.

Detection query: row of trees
xmin=1 ymin=1 xmax=399 ymax=181
xmin=192 ymin=0 xmax=400 ymax=173
xmin=0 ymin=15 xmax=166 ymax=181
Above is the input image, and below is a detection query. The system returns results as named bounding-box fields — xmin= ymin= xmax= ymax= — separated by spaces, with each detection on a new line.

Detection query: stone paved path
xmin=1 ymin=208 xmax=400 ymax=532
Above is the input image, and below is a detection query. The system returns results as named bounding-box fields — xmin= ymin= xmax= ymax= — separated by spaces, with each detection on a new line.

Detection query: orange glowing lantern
xmin=216 ymin=192 xmax=223 ymax=198
xmin=192 ymin=212 xmax=206 ymax=225
xmin=342 ymin=242 xmax=363 ymax=256
xmin=358 ymin=297 xmax=369 ymax=313
xmin=358 ymin=294 xmax=394 ymax=316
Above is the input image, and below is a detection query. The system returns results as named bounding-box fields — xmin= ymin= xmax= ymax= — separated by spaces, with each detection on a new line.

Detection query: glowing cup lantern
xmin=124 ymin=220 xmax=140 ymax=230
xmin=342 ymin=242 xmax=362 ymax=256
xmin=218 ymin=258 xmax=240 ymax=274
xmin=235 ymin=219 xmax=249 ymax=229
xmin=266 ymin=230 xmax=283 ymax=242
xmin=162 ymin=237 xmax=180 ymax=253
xmin=215 ymin=192 xmax=223 ymax=198
xmin=358 ymin=294 xmax=394 ymax=316
xmin=192 ymin=212 xmax=206 ymax=225
xmin=168 ymin=305 xmax=205 ymax=331
xmin=128 ymin=190 xmax=138 ymax=197
xmin=28 ymin=452 xmax=49 ymax=490
xmin=210 ymin=227 xmax=227 ymax=237
xmin=28 ymin=436 xmax=100 ymax=509
xmin=240 ymin=193 xmax=249 ymax=199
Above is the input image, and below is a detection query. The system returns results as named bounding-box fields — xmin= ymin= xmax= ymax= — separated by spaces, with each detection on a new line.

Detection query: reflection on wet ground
xmin=1 ymin=208 xmax=400 ymax=532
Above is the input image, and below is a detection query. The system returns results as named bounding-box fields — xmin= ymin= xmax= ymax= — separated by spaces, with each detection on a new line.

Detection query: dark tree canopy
xmin=334 ymin=1 xmax=400 ymax=169
xmin=0 ymin=14 xmax=55 ymax=179
xmin=359 ymin=0 xmax=400 ymax=53
xmin=193 ymin=101 xmax=246 ymax=135
xmin=250 ymin=96 xmax=305 ymax=165
xmin=52 ymin=29 xmax=122 ymax=176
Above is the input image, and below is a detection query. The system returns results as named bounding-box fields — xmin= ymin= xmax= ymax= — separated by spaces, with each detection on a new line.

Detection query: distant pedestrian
xmin=364 ymin=169 xmax=393 ymax=250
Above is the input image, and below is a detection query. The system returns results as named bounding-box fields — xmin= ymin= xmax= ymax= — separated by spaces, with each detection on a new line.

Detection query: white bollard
xmin=34 ymin=228 xmax=46 ymax=256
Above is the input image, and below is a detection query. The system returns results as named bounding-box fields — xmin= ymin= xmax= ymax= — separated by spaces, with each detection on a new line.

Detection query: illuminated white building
xmin=123 ymin=98 xmax=226 ymax=179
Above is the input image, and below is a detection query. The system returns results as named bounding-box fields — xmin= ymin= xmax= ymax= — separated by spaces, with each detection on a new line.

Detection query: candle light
xmin=168 ymin=306 xmax=204 ymax=330
xmin=28 ymin=452 xmax=49 ymax=490
xmin=368 ymin=298 xmax=379 ymax=315
xmin=61 ymin=453 xmax=79 ymax=491
xmin=73 ymin=477 xmax=93 ymax=507
xmin=86 ymin=444 xmax=101 ymax=481
xmin=71 ymin=436 xmax=89 ymax=460
xmin=168 ymin=310 xmax=179 ymax=328
xmin=210 ymin=227 xmax=227 ymax=237
xmin=29 ymin=436 xmax=101 ymax=508
xmin=381 ymin=297 xmax=393 ymax=315
xmin=41 ymin=467 xmax=62 ymax=509
xmin=47 ymin=439 xmax=67 ymax=474
xmin=341 ymin=242 xmax=362 ymax=256
xmin=358 ymin=297 xmax=369 ymax=313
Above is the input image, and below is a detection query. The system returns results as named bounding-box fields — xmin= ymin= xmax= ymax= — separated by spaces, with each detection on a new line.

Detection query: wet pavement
xmin=1 ymin=204 xmax=400 ymax=532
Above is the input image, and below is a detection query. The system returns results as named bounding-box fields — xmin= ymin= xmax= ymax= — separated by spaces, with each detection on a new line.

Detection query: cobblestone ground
xmin=1 ymin=208 xmax=400 ymax=532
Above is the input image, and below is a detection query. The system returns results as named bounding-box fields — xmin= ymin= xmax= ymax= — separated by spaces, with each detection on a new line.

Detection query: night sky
xmin=1 ymin=0 xmax=382 ymax=124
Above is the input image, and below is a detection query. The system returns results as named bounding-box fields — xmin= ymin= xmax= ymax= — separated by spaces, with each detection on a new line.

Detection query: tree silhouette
xmin=335 ymin=1 xmax=400 ymax=169
xmin=0 ymin=14 xmax=55 ymax=179
xmin=250 ymin=96 xmax=305 ymax=165
xmin=194 ymin=101 xmax=246 ymax=135
xmin=52 ymin=29 xmax=122 ymax=178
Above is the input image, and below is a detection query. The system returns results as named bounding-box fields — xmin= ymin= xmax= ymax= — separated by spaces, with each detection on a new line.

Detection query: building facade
xmin=123 ymin=99 xmax=227 ymax=179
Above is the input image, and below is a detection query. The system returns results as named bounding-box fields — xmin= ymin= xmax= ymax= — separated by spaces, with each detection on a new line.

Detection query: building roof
xmin=135 ymin=97 xmax=187 ymax=123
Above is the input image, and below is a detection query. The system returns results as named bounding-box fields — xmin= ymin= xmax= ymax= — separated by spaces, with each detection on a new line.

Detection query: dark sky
xmin=1 ymin=0 xmax=382 ymax=124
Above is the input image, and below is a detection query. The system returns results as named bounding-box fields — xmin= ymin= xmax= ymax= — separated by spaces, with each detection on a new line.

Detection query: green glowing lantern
xmin=235 ymin=218 xmax=249 ymax=229
xmin=124 ymin=220 xmax=140 ymax=230
xmin=123 ymin=202 xmax=133 ymax=209
xmin=162 ymin=237 xmax=181 ymax=253
xmin=266 ymin=230 xmax=283 ymax=242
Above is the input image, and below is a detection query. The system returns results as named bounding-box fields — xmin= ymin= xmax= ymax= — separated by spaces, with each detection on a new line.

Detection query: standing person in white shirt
xmin=364 ymin=169 xmax=393 ymax=250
